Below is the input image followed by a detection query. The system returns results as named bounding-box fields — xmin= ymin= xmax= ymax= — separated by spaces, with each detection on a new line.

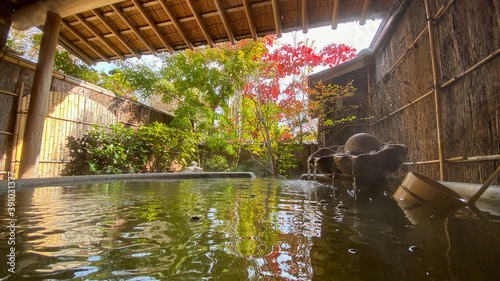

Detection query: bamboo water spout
xmin=306 ymin=134 xmax=408 ymax=185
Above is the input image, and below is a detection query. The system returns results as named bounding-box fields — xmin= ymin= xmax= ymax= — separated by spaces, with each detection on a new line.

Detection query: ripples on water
xmin=1 ymin=178 xmax=499 ymax=280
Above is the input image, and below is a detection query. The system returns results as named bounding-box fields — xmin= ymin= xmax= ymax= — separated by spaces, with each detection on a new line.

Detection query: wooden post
xmin=10 ymin=82 xmax=24 ymax=176
xmin=19 ymin=11 xmax=61 ymax=179
xmin=424 ymin=0 xmax=446 ymax=181
xmin=0 ymin=15 xmax=11 ymax=48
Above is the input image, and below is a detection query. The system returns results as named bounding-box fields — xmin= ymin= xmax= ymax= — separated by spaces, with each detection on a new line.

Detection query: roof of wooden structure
xmin=308 ymin=0 xmax=410 ymax=87
xmin=5 ymin=0 xmax=396 ymax=65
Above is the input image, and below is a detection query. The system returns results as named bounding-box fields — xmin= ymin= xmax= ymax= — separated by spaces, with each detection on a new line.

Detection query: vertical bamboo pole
xmin=367 ymin=67 xmax=371 ymax=107
xmin=10 ymin=82 xmax=24 ymax=177
xmin=19 ymin=11 xmax=61 ymax=178
xmin=424 ymin=0 xmax=446 ymax=181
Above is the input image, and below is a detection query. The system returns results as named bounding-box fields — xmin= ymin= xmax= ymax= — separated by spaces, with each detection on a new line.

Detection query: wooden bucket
xmin=393 ymin=172 xmax=466 ymax=224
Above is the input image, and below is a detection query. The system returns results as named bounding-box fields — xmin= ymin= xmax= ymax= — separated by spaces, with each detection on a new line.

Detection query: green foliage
xmin=77 ymin=124 xmax=147 ymax=174
xmin=204 ymin=155 xmax=230 ymax=172
xmin=54 ymin=50 xmax=101 ymax=84
xmin=6 ymin=28 xmax=140 ymax=99
xmin=308 ymin=81 xmax=363 ymax=145
xmin=67 ymin=122 xmax=200 ymax=175
xmin=273 ymin=139 xmax=301 ymax=176
xmin=205 ymin=136 xmax=237 ymax=156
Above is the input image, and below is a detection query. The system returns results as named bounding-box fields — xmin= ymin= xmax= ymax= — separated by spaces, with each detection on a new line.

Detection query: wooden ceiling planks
xmin=92 ymin=9 xmax=142 ymax=58
xmin=302 ymin=0 xmax=308 ymax=33
xmin=158 ymin=0 xmax=195 ymax=50
xmin=242 ymin=0 xmax=258 ymax=40
xmin=185 ymin=0 xmax=215 ymax=47
xmin=61 ymin=19 xmax=111 ymax=62
xmin=73 ymin=14 xmax=126 ymax=60
xmin=332 ymin=0 xmax=340 ymax=29
xmin=111 ymin=3 xmax=158 ymax=55
xmin=7 ymin=0 xmax=393 ymax=63
xmin=214 ymin=0 xmax=236 ymax=44
xmin=360 ymin=0 xmax=372 ymax=25
xmin=271 ymin=0 xmax=282 ymax=37
xmin=131 ymin=0 xmax=174 ymax=53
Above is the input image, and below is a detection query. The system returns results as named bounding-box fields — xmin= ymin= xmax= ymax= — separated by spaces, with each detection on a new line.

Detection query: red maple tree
xmin=241 ymin=34 xmax=357 ymax=177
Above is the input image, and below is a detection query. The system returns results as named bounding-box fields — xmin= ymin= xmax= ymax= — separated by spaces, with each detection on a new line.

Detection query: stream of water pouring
xmin=307 ymin=158 xmax=311 ymax=180
xmin=352 ymin=157 xmax=358 ymax=200
xmin=331 ymin=156 xmax=337 ymax=186
xmin=313 ymin=160 xmax=318 ymax=181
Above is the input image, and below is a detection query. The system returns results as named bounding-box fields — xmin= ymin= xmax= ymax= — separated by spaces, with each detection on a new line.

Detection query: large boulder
xmin=344 ymin=133 xmax=382 ymax=155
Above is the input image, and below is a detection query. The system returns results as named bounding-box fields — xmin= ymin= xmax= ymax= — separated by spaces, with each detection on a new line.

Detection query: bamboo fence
xmin=321 ymin=0 xmax=499 ymax=184
xmin=0 ymin=52 xmax=173 ymax=179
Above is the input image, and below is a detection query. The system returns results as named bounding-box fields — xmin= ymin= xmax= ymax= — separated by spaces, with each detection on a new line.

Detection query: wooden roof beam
xmin=157 ymin=0 xmax=194 ymax=50
xmin=332 ymin=0 xmax=340 ymax=30
xmin=302 ymin=0 xmax=308 ymax=34
xmin=92 ymin=9 xmax=141 ymax=59
xmin=57 ymin=35 xmax=96 ymax=65
xmin=271 ymin=0 xmax=282 ymax=37
xmin=11 ymin=0 xmax=125 ymax=30
xmin=69 ymin=1 xmax=286 ymax=27
xmin=111 ymin=4 xmax=158 ymax=56
xmin=242 ymin=0 xmax=257 ymax=41
xmin=37 ymin=25 xmax=96 ymax=65
xmin=214 ymin=0 xmax=236 ymax=44
xmin=73 ymin=14 xmax=125 ymax=60
xmin=185 ymin=0 xmax=215 ymax=48
xmin=131 ymin=0 xmax=174 ymax=54
xmin=61 ymin=19 xmax=111 ymax=62
xmin=360 ymin=0 xmax=372 ymax=25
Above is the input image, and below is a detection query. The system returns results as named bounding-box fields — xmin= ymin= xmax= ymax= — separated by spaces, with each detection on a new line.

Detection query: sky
xmin=94 ymin=19 xmax=381 ymax=73
xmin=278 ymin=19 xmax=381 ymax=51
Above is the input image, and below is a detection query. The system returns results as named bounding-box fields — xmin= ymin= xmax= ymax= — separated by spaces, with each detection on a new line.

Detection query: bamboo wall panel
xmin=368 ymin=0 xmax=500 ymax=183
xmin=30 ymin=93 xmax=118 ymax=177
xmin=322 ymin=0 xmax=499 ymax=183
xmin=0 ymin=52 xmax=173 ymax=179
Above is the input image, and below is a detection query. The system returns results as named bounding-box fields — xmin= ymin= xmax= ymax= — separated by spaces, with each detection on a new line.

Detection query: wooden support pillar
xmin=19 ymin=11 xmax=61 ymax=179
xmin=0 ymin=14 xmax=12 ymax=48
xmin=424 ymin=0 xmax=446 ymax=181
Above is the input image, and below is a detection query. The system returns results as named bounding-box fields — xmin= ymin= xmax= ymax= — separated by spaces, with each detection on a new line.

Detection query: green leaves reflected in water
xmin=6 ymin=179 xmax=323 ymax=280
xmin=3 ymin=178 xmax=500 ymax=281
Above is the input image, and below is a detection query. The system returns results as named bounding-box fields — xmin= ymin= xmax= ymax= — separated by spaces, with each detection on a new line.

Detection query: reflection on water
xmin=1 ymin=178 xmax=499 ymax=280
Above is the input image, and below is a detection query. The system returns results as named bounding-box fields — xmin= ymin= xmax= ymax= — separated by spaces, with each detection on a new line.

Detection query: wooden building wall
xmin=0 ymin=52 xmax=173 ymax=179
xmin=324 ymin=0 xmax=500 ymax=184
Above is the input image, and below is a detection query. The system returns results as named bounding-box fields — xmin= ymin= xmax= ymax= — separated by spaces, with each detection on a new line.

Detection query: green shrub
xmin=204 ymin=155 xmax=230 ymax=172
xmin=66 ymin=122 xmax=200 ymax=175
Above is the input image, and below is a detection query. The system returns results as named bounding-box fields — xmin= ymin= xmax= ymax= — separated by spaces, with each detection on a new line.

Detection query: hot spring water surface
xmin=1 ymin=178 xmax=499 ymax=280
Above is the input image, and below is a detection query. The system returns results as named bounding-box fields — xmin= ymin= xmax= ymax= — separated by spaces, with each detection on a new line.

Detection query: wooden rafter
xmin=332 ymin=0 xmax=340 ymax=30
xmin=67 ymin=1 xmax=280 ymax=40
xmin=57 ymin=35 xmax=96 ymax=65
xmin=271 ymin=0 xmax=282 ymax=37
xmin=242 ymin=0 xmax=257 ymax=41
xmin=360 ymin=0 xmax=372 ymax=25
xmin=157 ymin=0 xmax=194 ymax=50
xmin=111 ymin=4 xmax=158 ymax=56
xmin=92 ymin=9 xmax=141 ymax=59
xmin=73 ymin=0 xmax=279 ymax=24
xmin=214 ymin=0 xmax=235 ymax=44
xmin=61 ymin=19 xmax=110 ymax=62
xmin=73 ymin=14 xmax=125 ymax=60
xmin=185 ymin=0 xmax=215 ymax=48
xmin=11 ymin=0 xmax=125 ymax=30
xmin=302 ymin=0 xmax=308 ymax=33
xmin=37 ymin=24 xmax=96 ymax=65
xmin=131 ymin=0 xmax=174 ymax=53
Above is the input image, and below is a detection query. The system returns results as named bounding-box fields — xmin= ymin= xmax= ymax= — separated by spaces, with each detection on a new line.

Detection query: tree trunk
xmin=255 ymin=102 xmax=278 ymax=178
